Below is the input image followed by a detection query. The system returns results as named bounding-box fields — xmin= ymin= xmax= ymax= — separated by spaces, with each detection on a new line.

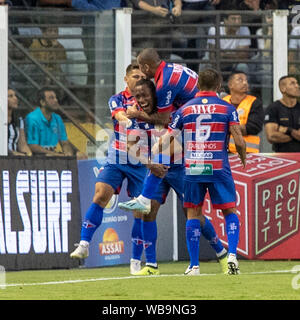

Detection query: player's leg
xmin=183 ymin=181 xmax=206 ymax=275
xmin=182 ymin=206 xmax=228 ymax=274
xmin=130 ymin=211 xmax=143 ymax=274
xmin=134 ymin=200 xmax=161 ymax=276
xmin=222 ymin=207 xmax=240 ymax=275
xmin=70 ymin=181 xmax=115 ymax=259
xmin=123 ymin=164 xmax=148 ymax=274
xmin=199 ymin=213 xmax=228 ymax=273
xmin=167 ymin=165 xmax=227 ymax=271
xmin=133 ymin=173 xmax=171 ymax=276
xmin=208 ymin=181 xmax=240 ymax=274
xmin=184 ymin=206 xmax=201 ymax=275
xmin=118 ymin=154 xmax=170 ymax=213
xmin=70 ymin=163 xmax=122 ymax=259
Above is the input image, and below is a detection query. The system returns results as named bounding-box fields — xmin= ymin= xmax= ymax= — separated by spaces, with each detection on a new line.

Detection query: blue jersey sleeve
xmin=228 ymin=105 xmax=240 ymax=126
xmin=109 ymin=94 xmax=125 ymax=118
xmin=168 ymin=109 xmax=183 ymax=130
xmin=156 ymin=85 xmax=178 ymax=113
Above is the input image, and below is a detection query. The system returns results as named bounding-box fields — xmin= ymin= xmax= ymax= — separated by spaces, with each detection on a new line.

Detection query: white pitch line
xmin=1 ymin=269 xmax=296 ymax=288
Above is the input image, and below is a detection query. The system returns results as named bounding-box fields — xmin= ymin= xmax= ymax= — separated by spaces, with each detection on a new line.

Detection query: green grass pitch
xmin=1 ymin=260 xmax=300 ymax=300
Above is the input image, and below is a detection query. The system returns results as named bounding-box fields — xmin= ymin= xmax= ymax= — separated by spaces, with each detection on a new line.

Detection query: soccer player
xmin=123 ymin=48 xmax=199 ymax=213
xmin=120 ymin=78 xmax=229 ymax=275
xmin=159 ymin=69 xmax=246 ymax=275
xmin=70 ymin=63 xmax=165 ymax=275
xmin=127 ymin=48 xmax=199 ymax=125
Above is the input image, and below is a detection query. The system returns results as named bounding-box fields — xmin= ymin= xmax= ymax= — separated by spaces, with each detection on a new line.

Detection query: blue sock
xmin=81 ymin=203 xmax=104 ymax=242
xmin=131 ymin=218 xmax=143 ymax=260
xmin=225 ymin=213 xmax=240 ymax=255
xmin=186 ymin=219 xmax=201 ymax=267
xmin=201 ymin=216 xmax=225 ymax=255
xmin=142 ymin=220 xmax=157 ymax=265
xmin=142 ymin=173 xmax=162 ymax=199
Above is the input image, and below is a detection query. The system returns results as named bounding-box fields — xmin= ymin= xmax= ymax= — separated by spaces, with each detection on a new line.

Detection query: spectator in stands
xmin=234 ymin=0 xmax=278 ymax=10
xmin=38 ymin=0 xmax=129 ymax=8
xmin=129 ymin=0 xmax=182 ymax=59
xmin=207 ymin=12 xmax=251 ymax=79
xmin=70 ymin=0 xmax=124 ymax=10
xmin=7 ymin=88 xmax=32 ymax=156
xmin=58 ymin=27 xmax=88 ymax=87
xmin=25 ymin=87 xmax=87 ymax=158
xmin=180 ymin=0 xmax=220 ymax=71
xmin=254 ymin=12 xmax=273 ymax=102
xmin=11 ymin=0 xmax=36 ymax=6
xmin=215 ymin=0 xmax=236 ymax=9
xmin=233 ymin=1 xmax=278 ymax=63
xmin=182 ymin=0 xmax=220 ymax=11
xmin=223 ymin=71 xmax=264 ymax=153
xmin=0 ymin=0 xmax=12 ymax=5
xmin=278 ymin=0 xmax=300 ymax=9
xmin=29 ymin=26 xmax=67 ymax=86
xmin=289 ymin=25 xmax=300 ymax=77
xmin=264 ymin=76 xmax=300 ymax=152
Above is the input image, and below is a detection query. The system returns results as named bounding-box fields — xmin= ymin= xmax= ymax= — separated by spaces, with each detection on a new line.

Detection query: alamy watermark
xmin=291 ymin=265 xmax=300 ymax=290
xmin=292 ymin=5 xmax=300 ymax=28
xmin=0 ymin=265 xmax=6 ymax=289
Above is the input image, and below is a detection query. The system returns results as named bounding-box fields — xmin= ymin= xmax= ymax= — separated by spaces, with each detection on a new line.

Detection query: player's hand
xmin=127 ymin=105 xmax=139 ymax=119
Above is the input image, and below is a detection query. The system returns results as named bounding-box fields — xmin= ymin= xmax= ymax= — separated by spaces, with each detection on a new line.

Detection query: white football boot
xmin=130 ymin=259 xmax=141 ymax=275
xmin=70 ymin=242 xmax=89 ymax=259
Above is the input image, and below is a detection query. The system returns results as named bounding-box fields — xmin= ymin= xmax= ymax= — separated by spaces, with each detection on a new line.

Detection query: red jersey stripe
xmin=168 ymin=71 xmax=181 ymax=86
xmin=183 ymin=76 xmax=198 ymax=93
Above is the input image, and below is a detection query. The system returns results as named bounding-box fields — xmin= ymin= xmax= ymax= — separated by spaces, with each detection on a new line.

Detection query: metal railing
xmin=132 ymin=10 xmax=275 ymax=108
xmin=8 ymin=9 xmax=115 ymax=127
xmin=7 ymin=8 xmax=299 ymax=155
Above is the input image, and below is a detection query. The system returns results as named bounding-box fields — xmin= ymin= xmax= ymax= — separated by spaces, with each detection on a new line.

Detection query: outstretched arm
xmin=230 ymin=124 xmax=246 ymax=168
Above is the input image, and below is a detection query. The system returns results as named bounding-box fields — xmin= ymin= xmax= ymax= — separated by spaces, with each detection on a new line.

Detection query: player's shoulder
xmin=109 ymin=91 xmax=123 ymax=102
xmin=108 ymin=91 xmax=125 ymax=107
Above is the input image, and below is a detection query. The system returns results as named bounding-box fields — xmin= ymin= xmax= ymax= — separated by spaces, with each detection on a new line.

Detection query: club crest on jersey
xmin=202 ymin=98 xmax=208 ymax=104
xmin=111 ymin=100 xmax=118 ymax=109
xmin=82 ymin=220 xmax=96 ymax=229
xmin=143 ymin=241 xmax=153 ymax=249
xmin=132 ymin=238 xmax=144 ymax=245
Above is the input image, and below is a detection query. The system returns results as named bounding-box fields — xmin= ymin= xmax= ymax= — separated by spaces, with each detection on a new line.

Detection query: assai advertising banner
xmin=0 ymin=156 xmax=81 ymax=270
xmin=77 ymin=159 xmax=134 ymax=267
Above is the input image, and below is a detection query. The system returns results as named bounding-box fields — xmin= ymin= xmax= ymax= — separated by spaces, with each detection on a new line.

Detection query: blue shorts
xmin=151 ymin=165 xmax=184 ymax=204
xmin=183 ymin=179 xmax=236 ymax=209
xmin=96 ymin=163 xmax=147 ymax=198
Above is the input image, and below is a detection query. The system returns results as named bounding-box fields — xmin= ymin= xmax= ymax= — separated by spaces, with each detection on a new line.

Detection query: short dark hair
xmin=126 ymin=62 xmax=140 ymax=75
xmin=278 ymin=75 xmax=298 ymax=91
xmin=228 ymin=71 xmax=248 ymax=83
xmin=134 ymin=78 xmax=157 ymax=114
xmin=279 ymin=75 xmax=291 ymax=85
xmin=198 ymin=68 xmax=222 ymax=91
xmin=37 ymin=87 xmax=55 ymax=105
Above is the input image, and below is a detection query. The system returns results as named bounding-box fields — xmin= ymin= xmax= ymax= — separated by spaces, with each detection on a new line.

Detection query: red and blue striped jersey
xmin=107 ymin=88 xmax=143 ymax=164
xmin=154 ymin=61 xmax=199 ymax=114
xmin=169 ymin=91 xmax=240 ymax=182
xmin=108 ymin=88 xmax=159 ymax=165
